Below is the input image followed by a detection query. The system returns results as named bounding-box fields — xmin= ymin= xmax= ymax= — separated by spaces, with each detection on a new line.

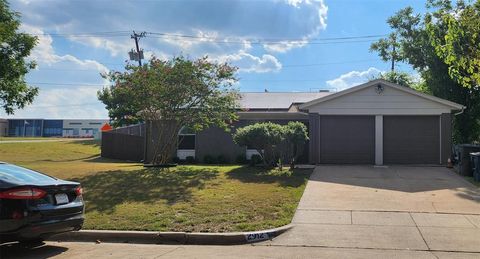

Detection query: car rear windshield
xmin=0 ymin=164 xmax=56 ymax=185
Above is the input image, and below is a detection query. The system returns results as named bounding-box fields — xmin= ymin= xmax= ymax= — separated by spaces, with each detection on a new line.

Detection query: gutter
xmin=454 ymin=106 xmax=466 ymax=116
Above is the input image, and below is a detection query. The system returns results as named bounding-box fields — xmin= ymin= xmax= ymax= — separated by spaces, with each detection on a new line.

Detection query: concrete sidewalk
xmin=2 ymin=242 xmax=480 ymax=258
xmin=263 ymin=210 xmax=480 ymax=252
xmin=260 ymin=166 xmax=480 ymax=253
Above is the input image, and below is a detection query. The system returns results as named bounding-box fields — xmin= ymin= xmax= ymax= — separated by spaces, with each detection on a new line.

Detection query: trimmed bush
xmin=185 ymin=156 xmax=196 ymax=164
xmin=172 ymin=156 xmax=181 ymax=164
xmin=250 ymin=154 xmax=263 ymax=166
xmin=235 ymin=154 xmax=248 ymax=164
xmin=203 ymin=155 xmax=217 ymax=164
xmin=217 ymin=154 xmax=229 ymax=164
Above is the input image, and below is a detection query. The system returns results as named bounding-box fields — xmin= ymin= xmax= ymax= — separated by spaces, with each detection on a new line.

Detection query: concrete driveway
xmin=263 ymin=165 xmax=480 ymax=254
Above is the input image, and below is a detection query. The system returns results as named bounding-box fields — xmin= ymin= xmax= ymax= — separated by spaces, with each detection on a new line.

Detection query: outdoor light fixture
xmin=375 ymin=84 xmax=384 ymax=94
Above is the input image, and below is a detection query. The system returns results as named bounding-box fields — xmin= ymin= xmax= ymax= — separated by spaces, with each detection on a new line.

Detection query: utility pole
xmin=129 ymin=31 xmax=146 ymax=66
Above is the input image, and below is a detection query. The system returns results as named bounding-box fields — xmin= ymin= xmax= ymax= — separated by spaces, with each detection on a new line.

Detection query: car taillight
xmin=0 ymin=187 xmax=46 ymax=199
xmin=75 ymin=186 xmax=83 ymax=196
xmin=12 ymin=210 xmax=24 ymax=220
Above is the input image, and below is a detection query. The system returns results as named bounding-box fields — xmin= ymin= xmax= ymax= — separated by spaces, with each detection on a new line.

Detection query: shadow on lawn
xmin=72 ymin=167 xmax=219 ymax=213
xmin=67 ymin=139 xmax=101 ymax=147
xmin=226 ymin=166 xmax=311 ymax=188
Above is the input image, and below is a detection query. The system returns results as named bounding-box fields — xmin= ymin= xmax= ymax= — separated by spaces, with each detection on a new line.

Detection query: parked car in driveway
xmin=0 ymin=162 xmax=84 ymax=245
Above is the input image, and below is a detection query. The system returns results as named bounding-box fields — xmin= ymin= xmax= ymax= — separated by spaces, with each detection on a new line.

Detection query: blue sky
xmin=7 ymin=0 xmax=426 ymax=119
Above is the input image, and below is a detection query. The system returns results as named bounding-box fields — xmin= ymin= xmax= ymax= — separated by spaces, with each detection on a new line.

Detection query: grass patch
xmin=0 ymin=137 xmax=60 ymax=141
xmin=464 ymin=176 xmax=480 ymax=187
xmin=0 ymin=141 xmax=311 ymax=232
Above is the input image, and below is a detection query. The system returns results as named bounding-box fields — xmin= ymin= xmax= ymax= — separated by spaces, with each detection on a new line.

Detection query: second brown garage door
xmin=320 ymin=115 xmax=375 ymax=164
xmin=383 ymin=116 xmax=440 ymax=164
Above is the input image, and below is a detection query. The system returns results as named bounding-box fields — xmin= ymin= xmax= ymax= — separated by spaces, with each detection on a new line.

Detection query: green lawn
xmin=0 ymin=140 xmax=311 ymax=232
xmin=464 ymin=176 xmax=480 ymax=187
xmin=0 ymin=137 xmax=62 ymax=141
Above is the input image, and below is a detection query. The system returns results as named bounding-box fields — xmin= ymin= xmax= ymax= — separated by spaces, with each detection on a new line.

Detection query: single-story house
xmin=141 ymin=79 xmax=464 ymax=165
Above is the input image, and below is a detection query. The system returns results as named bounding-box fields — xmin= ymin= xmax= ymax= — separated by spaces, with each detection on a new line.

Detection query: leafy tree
xmin=427 ymin=0 xmax=480 ymax=89
xmin=372 ymin=71 xmax=417 ymax=88
xmin=370 ymin=0 xmax=480 ymax=143
xmin=99 ymin=56 xmax=239 ymax=165
xmin=0 ymin=0 xmax=38 ymax=114
xmin=97 ymin=80 xmax=143 ymax=127
xmin=233 ymin=122 xmax=284 ymax=167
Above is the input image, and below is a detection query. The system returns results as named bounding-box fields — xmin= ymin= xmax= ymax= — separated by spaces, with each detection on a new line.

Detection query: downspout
xmin=454 ymin=106 xmax=465 ymax=116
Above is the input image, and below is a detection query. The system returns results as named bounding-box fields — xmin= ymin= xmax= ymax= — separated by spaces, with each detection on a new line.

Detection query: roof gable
xmin=299 ymin=79 xmax=464 ymax=111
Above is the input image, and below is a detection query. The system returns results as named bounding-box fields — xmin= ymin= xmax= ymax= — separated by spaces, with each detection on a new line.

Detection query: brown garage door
xmin=320 ymin=116 xmax=375 ymax=164
xmin=384 ymin=116 xmax=440 ymax=164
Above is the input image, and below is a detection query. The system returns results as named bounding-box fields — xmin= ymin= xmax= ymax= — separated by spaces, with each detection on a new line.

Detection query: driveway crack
xmin=409 ymin=212 xmax=431 ymax=251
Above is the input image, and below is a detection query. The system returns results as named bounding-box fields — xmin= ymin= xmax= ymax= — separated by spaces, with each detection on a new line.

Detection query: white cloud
xmin=7 ymin=87 xmax=107 ymax=119
xmin=5 ymin=24 xmax=110 ymax=118
xmin=326 ymin=67 xmax=383 ymax=91
xmin=12 ymin=0 xmax=328 ymax=62
xmin=217 ymin=52 xmax=282 ymax=73
xmin=265 ymin=0 xmax=328 ymax=52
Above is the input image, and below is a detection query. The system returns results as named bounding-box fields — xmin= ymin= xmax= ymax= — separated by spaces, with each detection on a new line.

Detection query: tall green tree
xmin=99 ymin=56 xmax=239 ymax=165
xmin=372 ymin=70 xmax=417 ymax=88
xmin=370 ymin=0 xmax=480 ymax=143
xmin=427 ymin=0 xmax=480 ymax=89
xmin=0 ymin=0 xmax=38 ymax=114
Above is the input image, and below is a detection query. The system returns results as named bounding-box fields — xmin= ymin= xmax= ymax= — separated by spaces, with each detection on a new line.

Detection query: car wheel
xmin=19 ymin=238 xmax=45 ymax=248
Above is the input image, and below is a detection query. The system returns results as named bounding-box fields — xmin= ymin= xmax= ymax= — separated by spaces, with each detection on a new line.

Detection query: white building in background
xmin=5 ymin=119 xmax=109 ymax=138
xmin=62 ymin=119 xmax=108 ymax=138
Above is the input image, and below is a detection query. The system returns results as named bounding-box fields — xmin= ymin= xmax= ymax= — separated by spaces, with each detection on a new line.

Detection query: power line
xmin=28 ymin=102 xmax=103 ymax=108
xmin=33 ymin=58 xmax=378 ymax=72
xmin=27 ymin=82 xmax=106 ymax=86
xmin=282 ymin=59 xmax=378 ymax=68
xmin=25 ymin=30 xmax=386 ymax=45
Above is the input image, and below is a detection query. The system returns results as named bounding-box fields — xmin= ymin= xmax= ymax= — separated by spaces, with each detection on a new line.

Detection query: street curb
xmin=47 ymin=224 xmax=293 ymax=245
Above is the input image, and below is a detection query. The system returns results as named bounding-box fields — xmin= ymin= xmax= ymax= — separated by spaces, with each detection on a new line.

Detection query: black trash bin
xmin=471 ymin=152 xmax=480 ymax=182
xmin=454 ymin=144 xmax=480 ymax=176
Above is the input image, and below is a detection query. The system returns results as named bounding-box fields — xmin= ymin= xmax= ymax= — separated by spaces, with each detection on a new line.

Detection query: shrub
xmin=185 ymin=156 xmax=196 ymax=164
xmin=233 ymin=121 xmax=309 ymax=169
xmin=203 ymin=155 xmax=217 ymax=164
xmin=250 ymin=154 xmax=263 ymax=166
xmin=217 ymin=154 xmax=229 ymax=164
xmin=235 ymin=154 xmax=248 ymax=164
xmin=233 ymin=122 xmax=283 ymax=166
xmin=172 ymin=156 xmax=181 ymax=164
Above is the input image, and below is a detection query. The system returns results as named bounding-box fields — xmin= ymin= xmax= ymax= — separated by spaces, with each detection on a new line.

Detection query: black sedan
xmin=0 ymin=162 xmax=84 ymax=245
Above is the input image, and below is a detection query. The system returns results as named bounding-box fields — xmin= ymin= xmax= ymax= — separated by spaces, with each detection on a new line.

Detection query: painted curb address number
xmin=245 ymin=232 xmax=272 ymax=242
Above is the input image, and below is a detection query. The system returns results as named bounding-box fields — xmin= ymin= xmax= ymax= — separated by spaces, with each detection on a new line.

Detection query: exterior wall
xmin=62 ymin=119 xmax=108 ymax=138
xmin=8 ymin=119 xmax=43 ymax=137
xmin=196 ymin=124 xmax=246 ymax=163
xmin=307 ymin=85 xmax=452 ymax=115
xmin=441 ymin=113 xmax=452 ymax=164
xmin=308 ymin=113 xmax=320 ymax=164
xmin=43 ymin=120 xmax=63 ymax=137
xmin=0 ymin=119 xmax=7 ymax=136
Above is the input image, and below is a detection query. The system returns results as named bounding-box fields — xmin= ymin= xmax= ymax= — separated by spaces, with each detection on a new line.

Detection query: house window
xmin=177 ymin=127 xmax=195 ymax=159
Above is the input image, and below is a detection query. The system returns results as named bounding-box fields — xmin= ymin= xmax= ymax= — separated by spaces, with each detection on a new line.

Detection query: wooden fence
xmin=101 ymin=124 xmax=145 ymax=162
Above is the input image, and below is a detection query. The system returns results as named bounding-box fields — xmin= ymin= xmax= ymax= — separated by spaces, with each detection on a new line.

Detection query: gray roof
xmin=239 ymin=92 xmax=332 ymax=110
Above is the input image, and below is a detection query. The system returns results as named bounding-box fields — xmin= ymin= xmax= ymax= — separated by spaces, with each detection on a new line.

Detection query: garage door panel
xmin=320 ymin=116 xmax=375 ymax=164
xmin=384 ymin=116 xmax=439 ymax=164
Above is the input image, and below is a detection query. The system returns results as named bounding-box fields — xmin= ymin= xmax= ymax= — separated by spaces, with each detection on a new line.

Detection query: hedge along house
xmin=142 ymin=79 xmax=464 ymax=165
